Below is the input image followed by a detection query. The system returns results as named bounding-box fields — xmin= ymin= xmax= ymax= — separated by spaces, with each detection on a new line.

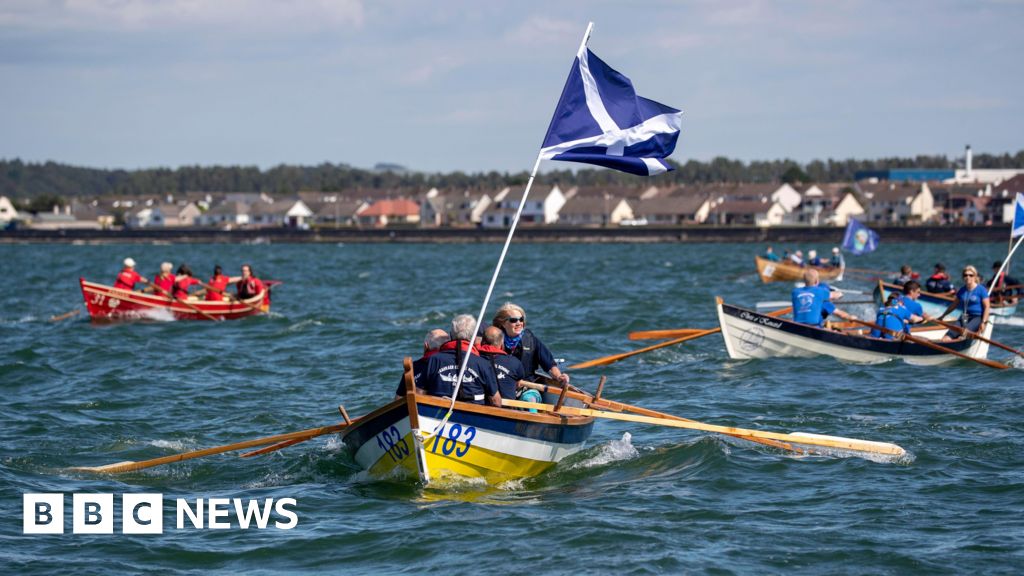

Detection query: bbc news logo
xmin=23 ymin=494 xmax=298 ymax=534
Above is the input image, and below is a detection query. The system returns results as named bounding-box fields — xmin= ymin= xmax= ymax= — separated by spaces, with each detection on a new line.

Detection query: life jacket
xmin=871 ymin=306 xmax=904 ymax=340
xmin=926 ymin=273 xmax=951 ymax=293
xmin=507 ymin=329 xmax=538 ymax=377
xmin=237 ymin=276 xmax=264 ymax=300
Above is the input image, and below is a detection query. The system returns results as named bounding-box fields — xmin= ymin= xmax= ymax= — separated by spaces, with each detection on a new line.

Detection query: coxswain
xmin=478 ymin=326 xmax=527 ymax=401
xmin=925 ymin=263 xmax=954 ymax=294
xmin=146 ymin=262 xmax=175 ymax=297
xmin=203 ymin=265 xmax=231 ymax=301
xmin=491 ymin=303 xmax=570 ymax=385
xmin=792 ymin=269 xmax=856 ymax=327
xmin=113 ymin=257 xmax=148 ymax=291
xmin=422 ymin=315 xmax=500 ymax=406
xmin=172 ymin=264 xmax=202 ymax=300
xmin=896 ymin=280 xmax=929 ymax=333
xmin=394 ymin=329 xmax=449 ymax=399
xmin=939 ymin=265 xmax=990 ymax=341
xmin=231 ymin=264 xmax=267 ymax=304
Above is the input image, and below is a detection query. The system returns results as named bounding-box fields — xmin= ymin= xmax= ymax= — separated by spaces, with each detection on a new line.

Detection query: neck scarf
xmin=504 ymin=333 xmax=522 ymax=352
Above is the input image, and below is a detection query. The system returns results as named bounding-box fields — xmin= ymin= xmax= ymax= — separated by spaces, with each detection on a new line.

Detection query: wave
xmin=572 ymin=432 xmax=640 ymax=469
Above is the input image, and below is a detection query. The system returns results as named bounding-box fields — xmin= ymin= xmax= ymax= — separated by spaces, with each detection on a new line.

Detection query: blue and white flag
xmin=1012 ymin=192 xmax=1024 ymax=238
xmin=540 ymin=46 xmax=683 ymax=176
xmin=842 ymin=218 xmax=879 ymax=255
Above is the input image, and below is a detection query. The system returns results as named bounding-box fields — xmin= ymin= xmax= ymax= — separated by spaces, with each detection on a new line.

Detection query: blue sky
xmin=1 ymin=0 xmax=1021 ymax=173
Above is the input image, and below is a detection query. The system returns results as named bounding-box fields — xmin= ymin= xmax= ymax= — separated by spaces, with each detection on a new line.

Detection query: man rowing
xmin=113 ymin=257 xmax=148 ymax=291
xmin=989 ymin=261 xmax=1021 ymax=304
xmin=478 ymin=326 xmax=526 ymax=401
xmin=792 ymin=268 xmax=856 ymax=327
xmin=895 ymin=280 xmax=929 ymax=333
xmin=231 ymin=264 xmax=267 ymax=303
xmin=145 ymin=262 xmax=175 ymax=297
xmin=869 ymin=293 xmax=914 ymax=340
xmin=422 ymin=315 xmax=501 ymax=407
xmin=203 ymin=265 xmax=231 ymax=301
xmin=395 ymin=328 xmax=449 ymax=399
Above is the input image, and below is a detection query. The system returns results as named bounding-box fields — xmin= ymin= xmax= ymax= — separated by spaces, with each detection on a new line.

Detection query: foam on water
xmin=573 ymin=432 xmax=640 ymax=469
xmin=147 ymin=438 xmax=195 ymax=451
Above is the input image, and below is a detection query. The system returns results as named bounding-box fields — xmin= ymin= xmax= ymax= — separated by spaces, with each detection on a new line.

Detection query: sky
xmin=1 ymin=0 xmax=1022 ymax=174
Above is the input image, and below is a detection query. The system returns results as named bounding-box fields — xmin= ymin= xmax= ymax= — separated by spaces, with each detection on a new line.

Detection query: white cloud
xmin=504 ymin=15 xmax=579 ymax=46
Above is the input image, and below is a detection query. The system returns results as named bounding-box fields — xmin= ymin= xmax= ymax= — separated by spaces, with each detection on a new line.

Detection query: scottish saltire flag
xmin=540 ymin=46 xmax=683 ymax=176
xmin=842 ymin=218 xmax=880 ymax=255
xmin=1012 ymin=192 xmax=1024 ymax=238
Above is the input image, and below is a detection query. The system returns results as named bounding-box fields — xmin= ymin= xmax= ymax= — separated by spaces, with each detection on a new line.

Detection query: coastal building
xmin=420 ymin=188 xmax=493 ymax=227
xmin=306 ymin=195 xmax=367 ymax=227
xmin=859 ymin=182 xmax=935 ymax=224
xmin=357 ymin=198 xmax=420 ymax=227
xmin=557 ymin=194 xmax=634 ymax=226
xmin=127 ymin=205 xmax=165 ymax=227
xmin=196 ymin=201 xmax=250 ymax=227
xmin=831 ymin=191 xmax=867 ymax=226
xmin=792 ymin=184 xmax=848 ymax=226
xmin=157 ymin=202 xmax=201 ymax=227
xmin=480 ymin=185 xmax=566 ymax=228
xmin=249 ymin=199 xmax=314 ymax=228
xmin=631 ymin=194 xmax=712 ymax=225
xmin=707 ymin=198 xmax=786 ymax=226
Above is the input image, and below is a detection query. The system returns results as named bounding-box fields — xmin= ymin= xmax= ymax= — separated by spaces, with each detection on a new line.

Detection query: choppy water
xmin=2 ymin=241 xmax=1022 ymax=574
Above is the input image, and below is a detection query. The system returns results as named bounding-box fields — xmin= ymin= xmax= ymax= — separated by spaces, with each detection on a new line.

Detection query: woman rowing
xmin=938 ymin=265 xmax=990 ymax=342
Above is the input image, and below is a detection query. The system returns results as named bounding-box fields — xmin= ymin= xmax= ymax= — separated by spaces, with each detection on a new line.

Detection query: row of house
xmin=4 ymin=174 xmax=1023 ymax=230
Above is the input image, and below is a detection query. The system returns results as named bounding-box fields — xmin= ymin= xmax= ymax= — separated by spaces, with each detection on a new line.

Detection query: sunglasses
xmin=504 ymin=316 xmax=525 ymax=323
xmin=963 ymin=273 xmax=975 ymax=277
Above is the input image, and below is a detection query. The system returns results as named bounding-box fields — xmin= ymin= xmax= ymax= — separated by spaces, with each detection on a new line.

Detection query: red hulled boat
xmin=79 ymin=278 xmax=269 ymax=321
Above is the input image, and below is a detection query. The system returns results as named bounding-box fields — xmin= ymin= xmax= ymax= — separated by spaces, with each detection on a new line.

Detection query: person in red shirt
xmin=113 ymin=258 xmax=148 ymax=291
xmin=145 ymin=262 xmax=175 ymax=298
xmin=172 ymin=264 xmax=202 ymax=300
xmin=230 ymin=264 xmax=267 ymax=304
xmin=202 ymin=265 xmax=231 ymax=301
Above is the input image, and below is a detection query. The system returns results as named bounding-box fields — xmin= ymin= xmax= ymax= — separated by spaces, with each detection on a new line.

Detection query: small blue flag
xmin=540 ymin=46 xmax=683 ymax=176
xmin=1012 ymin=192 xmax=1024 ymax=238
xmin=842 ymin=218 xmax=880 ymax=255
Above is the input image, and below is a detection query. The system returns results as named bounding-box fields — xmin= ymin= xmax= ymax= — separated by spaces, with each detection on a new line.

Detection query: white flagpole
xmin=991 ymin=232 xmax=1024 ymax=299
xmin=431 ymin=22 xmax=595 ymax=434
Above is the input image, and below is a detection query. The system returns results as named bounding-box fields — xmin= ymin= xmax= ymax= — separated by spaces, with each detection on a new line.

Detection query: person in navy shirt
xmin=395 ymin=328 xmax=449 ymax=398
xmin=491 ymin=303 xmax=569 ymax=385
xmin=422 ymin=315 xmax=500 ymax=406
xmin=792 ymin=269 xmax=856 ymax=327
xmin=939 ymin=265 xmax=990 ymax=341
xmin=869 ymin=294 xmax=913 ymax=339
xmin=989 ymin=261 xmax=1021 ymax=304
xmin=926 ymin=263 xmax=954 ymax=294
xmin=478 ymin=326 xmax=526 ymax=400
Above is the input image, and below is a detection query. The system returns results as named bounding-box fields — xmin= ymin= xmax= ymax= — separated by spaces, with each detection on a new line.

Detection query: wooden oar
xmin=72 ymin=420 xmax=357 ymax=474
xmin=627 ymin=329 xmax=704 ymax=341
xmin=927 ymin=318 xmax=1024 ymax=360
xmin=502 ymin=399 xmax=906 ymax=457
xmin=572 ymin=306 xmax=792 ymax=369
xmin=844 ymin=317 xmax=1009 ymax=370
xmin=49 ymin=309 xmax=81 ymax=322
xmin=144 ymin=280 xmax=221 ymax=321
xmin=519 ymin=381 xmax=803 ymax=453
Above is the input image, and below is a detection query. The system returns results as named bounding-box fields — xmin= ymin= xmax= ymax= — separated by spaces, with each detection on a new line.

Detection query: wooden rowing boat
xmin=342 ymin=393 xmax=594 ymax=484
xmin=79 ymin=278 xmax=268 ymax=321
xmin=715 ymin=297 xmax=993 ymax=365
xmin=755 ymin=256 xmax=843 ymax=284
xmin=874 ymin=281 xmax=1017 ymax=319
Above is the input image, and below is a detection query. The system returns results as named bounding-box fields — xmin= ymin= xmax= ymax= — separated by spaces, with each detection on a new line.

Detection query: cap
xmin=832 ymin=247 xmax=839 ymax=254
xmin=124 ymin=257 xmax=136 ymax=268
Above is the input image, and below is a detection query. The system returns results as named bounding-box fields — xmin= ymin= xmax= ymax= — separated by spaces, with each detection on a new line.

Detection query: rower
xmin=869 ymin=293 xmax=912 ymax=340
xmin=394 ymin=329 xmax=449 ymax=399
xmin=231 ymin=264 xmax=267 ymax=304
xmin=926 ymin=263 xmax=954 ymax=294
xmin=989 ymin=261 xmax=1021 ymax=305
xmin=828 ymin=247 xmax=844 ymax=269
xmin=203 ymin=265 xmax=231 ymax=301
xmin=807 ymin=249 xmax=822 ymax=267
xmin=762 ymin=245 xmax=781 ymax=262
xmin=896 ymin=280 xmax=929 ymax=333
xmin=172 ymin=264 xmax=202 ymax=300
xmin=893 ymin=265 xmax=915 ymax=285
xmin=478 ymin=326 xmax=526 ymax=401
xmin=145 ymin=262 xmax=175 ymax=297
xmin=939 ymin=265 xmax=990 ymax=342
xmin=113 ymin=257 xmax=148 ymax=291
xmin=422 ymin=315 xmax=500 ymax=406
xmin=792 ymin=269 xmax=856 ymax=327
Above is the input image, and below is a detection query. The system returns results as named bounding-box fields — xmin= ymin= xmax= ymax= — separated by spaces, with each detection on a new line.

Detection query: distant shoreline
xmin=0 ymin=225 xmax=1008 ymax=244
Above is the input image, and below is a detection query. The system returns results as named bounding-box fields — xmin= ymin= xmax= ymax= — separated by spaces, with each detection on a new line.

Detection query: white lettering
xmin=176 ymin=498 xmax=203 ymax=529
xmin=274 ymin=498 xmax=298 ymax=529
xmin=208 ymin=498 xmax=231 ymax=529
xmin=24 ymin=494 xmax=64 ymax=534
xmin=73 ymin=493 xmax=113 ymax=534
xmin=233 ymin=498 xmax=273 ymax=529
xmin=124 ymin=494 xmax=163 ymax=534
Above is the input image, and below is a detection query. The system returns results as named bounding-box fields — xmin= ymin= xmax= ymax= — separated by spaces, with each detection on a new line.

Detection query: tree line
xmin=4 ymin=151 xmax=1023 ymax=210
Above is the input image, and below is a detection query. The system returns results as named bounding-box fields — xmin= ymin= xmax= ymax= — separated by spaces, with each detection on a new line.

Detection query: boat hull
xmin=79 ymin=278 xmax=268 ymax=321
xmin=874 ymin=282 xmax=1016 ymax=319
xmin=716 ymin=298 xmax=992 ymax=365
xmin=342 ymin=395 xmax=594 ymax=484
xmin=755 ymin=256 xmax=843 ymax=284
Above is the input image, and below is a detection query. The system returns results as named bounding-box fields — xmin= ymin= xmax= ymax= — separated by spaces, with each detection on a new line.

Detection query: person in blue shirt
xmin=939 ymin=265 xmax=990 ymax=341
xmin=828 ymin=247 xmax=845 ymax=269
xmin=792 ymin=269 xmax=856 ymax=327
xmin=869 ymin=294 xmax=913 ymax=339
xmin=893 ymin=280 xmax=928 ymax=333
xmin=763 ymin=245 xmax=781 ymax=262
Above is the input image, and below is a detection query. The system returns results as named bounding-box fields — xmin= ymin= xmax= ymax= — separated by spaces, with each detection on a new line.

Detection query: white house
xmin=127 ymin=206 xmax=165 ymax=228
xmin=249 ymin=199 xmax=314 ymax=228
xmin=832 ymin=191 xmax=866 ymax=226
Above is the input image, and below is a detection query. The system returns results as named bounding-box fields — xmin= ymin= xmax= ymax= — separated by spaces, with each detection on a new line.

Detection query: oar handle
xmin=845 ymin=317 xmax=1007 ymax=370
xmin=143 ymin=279 xmax=220 ymax=321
